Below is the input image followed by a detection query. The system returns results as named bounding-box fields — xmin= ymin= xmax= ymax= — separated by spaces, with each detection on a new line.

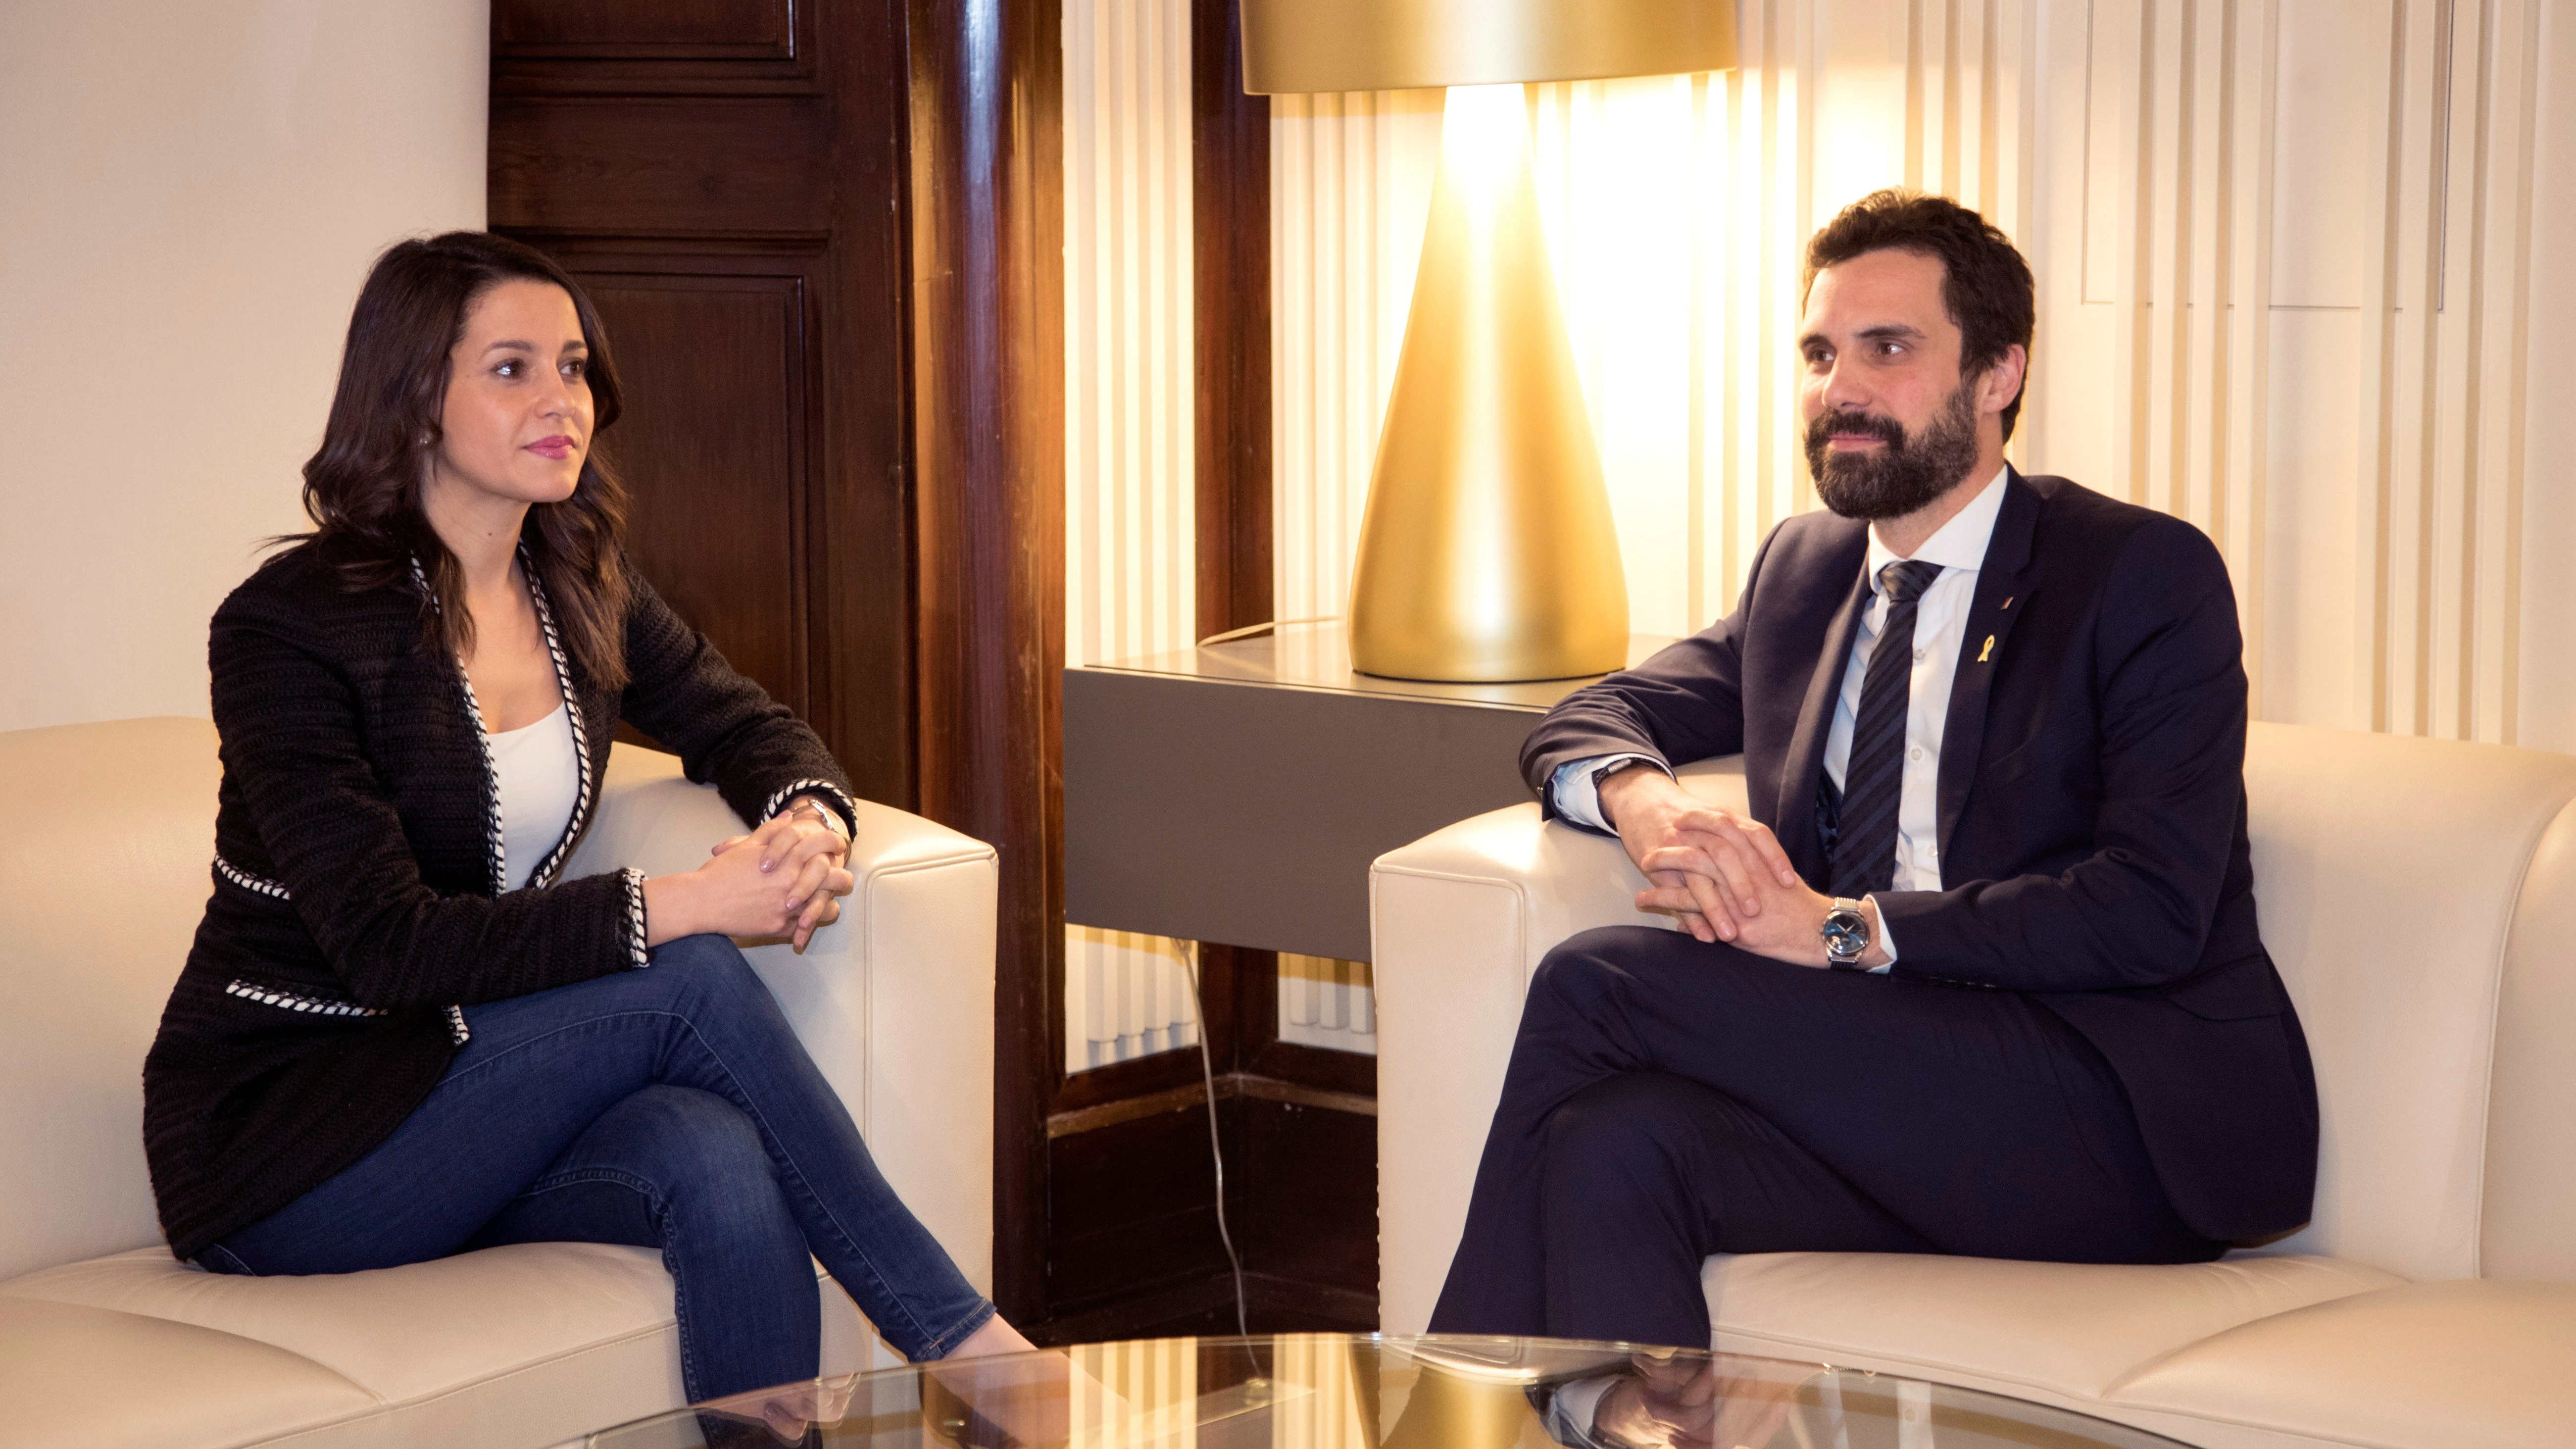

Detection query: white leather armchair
xmin=0 ymin=716 xmax=996 ymax=1449
xmin=1373 ymin=721 xmax=2576 ymax=1449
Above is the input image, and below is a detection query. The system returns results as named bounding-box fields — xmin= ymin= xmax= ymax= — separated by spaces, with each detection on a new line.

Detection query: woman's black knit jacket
xmin=143 ymin=542 xmax=861 ymax=1262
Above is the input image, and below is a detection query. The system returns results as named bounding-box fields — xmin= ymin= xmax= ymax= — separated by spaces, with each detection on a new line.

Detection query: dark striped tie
xmin=1828 ymin=559 xmax=1945 ymax=898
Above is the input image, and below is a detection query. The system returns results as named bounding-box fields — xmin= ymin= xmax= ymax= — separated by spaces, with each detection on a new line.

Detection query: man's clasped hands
xmin=1594 ymin=765 xmax=1889 ymax=972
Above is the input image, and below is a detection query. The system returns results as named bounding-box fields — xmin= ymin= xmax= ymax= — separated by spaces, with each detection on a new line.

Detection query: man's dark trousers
xmin=1425 ymin=472 xmax=2317 ymax=1349
xmin=1425 ymin=925 xmax=2222 ymax=1349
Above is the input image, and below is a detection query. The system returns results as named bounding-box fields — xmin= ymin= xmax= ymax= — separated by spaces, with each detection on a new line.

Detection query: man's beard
xmin=1804 ymin=377 xmax=1983 ymax=521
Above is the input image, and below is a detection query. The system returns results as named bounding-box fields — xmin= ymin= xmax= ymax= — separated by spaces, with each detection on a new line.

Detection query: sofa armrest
xmin=1369 ymin=757 xmax=1746 ymax=1333
xmin=563 ymin=744 xmax=997 ymax=1300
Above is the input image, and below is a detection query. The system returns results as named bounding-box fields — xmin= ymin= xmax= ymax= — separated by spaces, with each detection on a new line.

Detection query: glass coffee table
xmin=571 ymin=1334 xmax=2188 ymax=1449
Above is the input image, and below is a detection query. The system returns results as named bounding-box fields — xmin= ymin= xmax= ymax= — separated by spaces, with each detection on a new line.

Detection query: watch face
xmin=1822 ymin=909 xmax=1868 ymax=957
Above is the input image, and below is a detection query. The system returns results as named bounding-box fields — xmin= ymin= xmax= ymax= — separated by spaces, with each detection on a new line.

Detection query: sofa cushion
xmin=2483 ymin=796 xmax=2576 ymax=1282
xmin=1 ymin=1242 xmax=887 ymax=1447
xmin=1 ymin=1243 xmax=681 ymax=1407
xmin=0 ymin=716 xmax=222 ymax=1282
xmin=0 ymin=1297 xmax=376 ymax=1449
xmin=1702 ymin=1250 xmax=2402 ymax=1402
xmin=2238 ymin=724 xmax=2576 ymax=1281
xmin=2103 ymin=1279 xmax=2576 ymax=1449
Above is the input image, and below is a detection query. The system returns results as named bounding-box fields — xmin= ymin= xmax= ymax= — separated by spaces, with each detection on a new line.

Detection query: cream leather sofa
xmin=0 ymin=716 xmax=997 ymax=1449
xmin=1373 ymin=721 xmax=2576 ymax=1449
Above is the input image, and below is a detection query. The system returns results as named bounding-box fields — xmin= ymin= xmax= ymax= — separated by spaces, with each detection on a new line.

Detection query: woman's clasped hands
xmin=642 ymin=805 xmax=855 ymax=953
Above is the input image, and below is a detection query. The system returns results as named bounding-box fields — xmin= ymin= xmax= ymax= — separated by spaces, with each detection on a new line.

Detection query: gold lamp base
xmin=1345 ymin=84 xmax=1629 ymax=684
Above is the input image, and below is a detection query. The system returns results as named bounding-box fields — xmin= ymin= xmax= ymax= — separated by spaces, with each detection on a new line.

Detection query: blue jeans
xmin=200 ymin=934 xmax=995 ymax=1401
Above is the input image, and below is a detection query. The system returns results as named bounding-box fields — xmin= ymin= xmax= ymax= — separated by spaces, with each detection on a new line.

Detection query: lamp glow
xmin=1244 ymin=0 xmax=1736 ymax=682
xmin=1341 ymin=84 xmax=1629 ymax=681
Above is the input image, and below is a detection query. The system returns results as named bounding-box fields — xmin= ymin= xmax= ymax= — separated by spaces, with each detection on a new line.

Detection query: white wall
xmin=0 ymin=0 xmax=489 ymax=732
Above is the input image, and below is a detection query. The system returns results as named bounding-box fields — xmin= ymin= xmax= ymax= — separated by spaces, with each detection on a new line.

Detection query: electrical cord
xmin=1194 ymin=615 xmax=1342 ymax=649
xmin=1176 ymin=939 xmax=1251 ymax=1338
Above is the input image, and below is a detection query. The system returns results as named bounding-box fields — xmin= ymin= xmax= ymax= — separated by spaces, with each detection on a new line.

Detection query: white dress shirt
xmin=1550 ymin=466 xmax=2012 ymax=965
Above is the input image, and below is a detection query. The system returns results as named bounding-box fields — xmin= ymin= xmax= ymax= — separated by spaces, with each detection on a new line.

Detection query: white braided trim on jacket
xmin=225 ymin=979 xmax=385 ymax=1018
xmin=214 ymin=853 xmax=291 ymax=900
xmin=225 ymin=979 xmax=468 ymax=1044
xmin=410 ymin=554 xmax=510 ymax=894
xmin=762 ymin=778 xmax=859 ymax=838
xmin=621 ymin=866 xmax=650 ymax=969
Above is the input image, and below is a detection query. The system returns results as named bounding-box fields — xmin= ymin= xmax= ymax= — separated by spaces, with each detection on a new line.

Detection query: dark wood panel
xmin=495 ymin=0 xmax=796 ymax=59
xmin=1191 ymin=0 xmax=1272 ymax=644
xmin=493 ymin=0 xmax=916 ymax=809
xmin=1046 ymin=1105 xmax=1237 ymax=1308
xmin=802 ymin=0 xmax=918 ymax=811
xmin=490 ymin=98 xmax=830 ymax=236
xmin=1049 ymin=1034 xmax=1219 ymax=1116
xmin=1029 ymin=1276 xmax=1242 ymax=1345
xmin=1029 ymin=1274 xmax=1374 ymax=1345
xmin=1237 ymin=1098 xmax=1377 ymax=1293
xmin=907 ymin=0 xmax=1067 ymax=1323
xmin=1044 ymin=1095 xmax=1377 ymax=1332
xmin=581 ymin=273 xmax=810 ymax=718
xmin=1249 ymin=1038 xmax=1377 ymax=1099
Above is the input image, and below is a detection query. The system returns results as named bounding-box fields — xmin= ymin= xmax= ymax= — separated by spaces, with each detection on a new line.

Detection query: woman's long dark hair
xmin=299 ymin=231 xmax=633 ymax=690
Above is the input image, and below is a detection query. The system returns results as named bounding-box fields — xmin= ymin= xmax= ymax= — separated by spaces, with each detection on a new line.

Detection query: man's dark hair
xmin=1803 ymin=189 xmax=2035 ymax=441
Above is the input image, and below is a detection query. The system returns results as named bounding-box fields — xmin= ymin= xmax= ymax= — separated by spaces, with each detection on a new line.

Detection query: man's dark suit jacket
xmin=1519 ymin=469 xmax=2319 ymax=1245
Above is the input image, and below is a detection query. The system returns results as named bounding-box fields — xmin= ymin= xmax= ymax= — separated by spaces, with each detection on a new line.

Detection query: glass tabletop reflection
xmin=572 ymin=1334 xmax=2190 ymax=1449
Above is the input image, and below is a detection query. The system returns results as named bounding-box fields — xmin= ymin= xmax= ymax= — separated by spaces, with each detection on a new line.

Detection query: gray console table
xmin=1063 ymin=621 xmax=1669 ymax=962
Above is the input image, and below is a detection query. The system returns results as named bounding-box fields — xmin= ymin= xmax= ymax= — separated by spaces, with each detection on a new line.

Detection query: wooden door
xmin=489 ymin=0 xmax=915 ymax=805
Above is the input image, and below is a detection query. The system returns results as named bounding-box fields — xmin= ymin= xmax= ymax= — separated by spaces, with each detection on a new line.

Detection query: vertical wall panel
xmin=1278 ymin=953 xmax=1377 ymax=1054
xmin=2028 ymin=0 xmax=2545 ymax=744
xmin=1063 ymin=0 xmax=1202 ymax=1072
xmin=2071 ymin=0 xmax=2278 ymax=705
xmin=2514 ymin=0 xmax=2576 ymax=754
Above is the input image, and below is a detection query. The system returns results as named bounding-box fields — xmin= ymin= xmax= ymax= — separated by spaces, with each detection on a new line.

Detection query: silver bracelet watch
xmin=786 ymin=798 xmax=851 ymax=844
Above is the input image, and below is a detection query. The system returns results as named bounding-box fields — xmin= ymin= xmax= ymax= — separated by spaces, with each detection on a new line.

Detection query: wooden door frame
xmin=904 ymin=0 xmax=1067 ymax=1320
xmin=913 ymin=0 xmax=1375 ymax=1332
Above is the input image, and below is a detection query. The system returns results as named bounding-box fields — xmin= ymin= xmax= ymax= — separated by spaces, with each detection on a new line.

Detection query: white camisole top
xmin=487 ymin=702 xmax=580 ymax=890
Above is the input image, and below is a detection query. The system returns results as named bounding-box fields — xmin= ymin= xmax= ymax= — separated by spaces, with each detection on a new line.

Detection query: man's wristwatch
xmin=1589 ymin=757 xmax=1665 ymax=829
xmin=1591 ymin=757 xmax=1659 ymax=795
xmin=1820 ymin=897 xmax=1872 ymax=971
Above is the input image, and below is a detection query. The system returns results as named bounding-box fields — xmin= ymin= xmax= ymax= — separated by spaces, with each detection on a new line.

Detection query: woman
xmin=141 ymin=232 xmax=1031 ymax=1419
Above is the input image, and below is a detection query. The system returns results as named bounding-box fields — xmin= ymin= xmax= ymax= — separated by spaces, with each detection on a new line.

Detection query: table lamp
xmin=1242 ymin=0 xmax=1737 ymax=681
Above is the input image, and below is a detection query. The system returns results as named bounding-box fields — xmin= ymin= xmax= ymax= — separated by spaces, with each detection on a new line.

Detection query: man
xmin=1429 ymin=192 xmax=2319 ymax=1368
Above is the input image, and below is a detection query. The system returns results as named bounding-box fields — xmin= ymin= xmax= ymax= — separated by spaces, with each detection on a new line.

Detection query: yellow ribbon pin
xmin=1978 ymin=634 xmax=1996 ymax=663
